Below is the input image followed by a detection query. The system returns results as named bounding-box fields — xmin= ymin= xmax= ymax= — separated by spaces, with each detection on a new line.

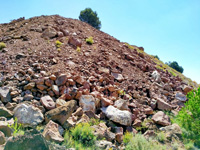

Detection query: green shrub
xmin=125 ymin=134 xmax=166 ymax=150
xmin=8 ymin=117 xmax=24 ymax=136
xmin=175 ymin=87 xmax=200 ymax=147
xmin=63 ymin=131 xmax=75 ymax=148
xmin=71 ymin=123 xmax=96 ymax=147
xmin=123 ymin=132 xmax=133 ymax=145
xmin=55 ymin=40 xmax=62 ymax=48
xmin=86 ymin=37 xmax=94 ymax=45
xmin=0 ymin=42 xmax=6 ymax=50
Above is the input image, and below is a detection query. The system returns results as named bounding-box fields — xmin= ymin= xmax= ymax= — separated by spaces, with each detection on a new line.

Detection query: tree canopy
xmin=79 ymin=8 xmax=101 ymax=30
xmin=166 ymin=61 xmax=184 ymax=73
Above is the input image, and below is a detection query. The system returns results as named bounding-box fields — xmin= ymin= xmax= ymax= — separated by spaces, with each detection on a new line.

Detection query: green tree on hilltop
xmin=166 ymin=61 xmax=184 ymax=73
xmin=79 ymin=8 xmax=101 ymax=30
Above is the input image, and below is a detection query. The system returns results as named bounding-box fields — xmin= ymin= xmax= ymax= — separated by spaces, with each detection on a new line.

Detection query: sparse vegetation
xmin=175 ymin=87 xmax=200 ymax=148
xmin=125 ymin=134 xmax=166 ymax=150
xmin=8 ymin=117 xmax=24 ymax=137
xmin=123 ymin=132 xmax=133 ymax=145
xmin=86 ymin=36 xmax=94 ymax=45
xmin=156 ymin=132 xmax=166 ymax=143
xmin=55 ymin=40 xmax=62 ymax=48
xmin=153 ymin=55 xmax=160 ymax=60
xmin=63 ymin=122 xmax=96 ymax=149
xmin=76 ymin=46 xmax=81 ymax=52
xmin=0 ymin=42 xmax=6 ymax=50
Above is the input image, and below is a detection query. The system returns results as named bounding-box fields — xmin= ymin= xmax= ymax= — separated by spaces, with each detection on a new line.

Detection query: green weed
xmin=86 ymin=36 xmax=94 ymax=45
xmin=0 ymin=42 xmax=6 ymax=50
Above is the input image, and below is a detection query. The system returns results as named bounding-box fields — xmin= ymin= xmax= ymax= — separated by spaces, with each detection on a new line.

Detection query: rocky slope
xmin=0 ymin=15 xmax=198 ymax=149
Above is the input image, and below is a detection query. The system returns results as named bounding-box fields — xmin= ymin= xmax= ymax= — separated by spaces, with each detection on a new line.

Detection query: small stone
xmin=111 ymin=72 xmax=124 ymax=82
xmin=40 ymin=95 xmax=56 ymax=110
xmin=49 ymin=75 xmax=56 ymax=81
xmin=52 ymin=85 xmax=59 ymax=96
xmin=45 ymin=79 xmax=54 ymax=87
xmin=56 ymin=74 xmax=67 ymax=86
xmin=37 ymin=85 xmax=47 ymax=91
xmin=114 ymin=99 xmax=129 ymax=111
xmin=10 ymin=91 xmax=19 ymax=97
xmin=56 ymin=99 xmax=66 ymax=107
xmin=0 ymin=87 xmax=11 ymax=103
xmin=23 ymin=94 xmax=34 ymax=101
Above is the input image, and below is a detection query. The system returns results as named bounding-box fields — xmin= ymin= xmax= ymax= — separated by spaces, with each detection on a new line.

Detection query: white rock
xmin=101 ymin=105 xmax=132 ymax=126
xmin=14 ymin=104 xmax=44 ymax=127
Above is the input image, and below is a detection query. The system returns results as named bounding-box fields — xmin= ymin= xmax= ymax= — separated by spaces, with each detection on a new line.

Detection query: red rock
xmin=143 ymin=106 xmax=154 ymax=115
xmin=101 ymin=97 xmax=114 ymax=107
xmin=157 ymin=98 xmax=172 ymax=111
xmin=183 ymin=86 xmax=193 ymax=95
xmin=35 ymin=78 xmax=44 ymax=85
xmin=133 ymin=119 xmax=142 ymax=127
xmin=40 ymin=95 xmax=56 ymax=110
xmin=68 ymin=36 xmax=82 ymax=48
xmin=115 ymin=127 xmax=123 ymax=143
xmin=152 ymin=111 xmax=171 ymax=126
xmin=75 ymin=76 xmax=85 ymax=85
xmin=49 ymin=74 xmax=56 ymax=80
xmin=45 ymin=79 xmax=54 ymax=87
xmin=37 ymin=84 xmax=47 ymax=91
xmin=42 ymin=120 xmax=64 ymax=143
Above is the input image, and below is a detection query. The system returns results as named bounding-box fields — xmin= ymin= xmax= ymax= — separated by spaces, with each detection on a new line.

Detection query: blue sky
xmin=1 ymin=0 xmax=200 ymax=83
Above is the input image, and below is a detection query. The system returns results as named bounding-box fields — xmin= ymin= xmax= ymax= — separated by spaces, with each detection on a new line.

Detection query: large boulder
xmin=4 ymin=129 xmax=49 ymax=150
xmin=45 ymin=100 xmax=77 ymax=125
xmin=14 ymin=104 xmax=44 ymax=127
xmin=42 ymin=120 xmax=64 ymax=143
xmin=101 ymin=105 xmax=132 ymax=126
xmin=0 ymin=107 xmax=13 ymax=117
xmin=40 ymin=95 xmax=56 ymax=110
xmin=0 ymin=87 xmax=11 ymax=103
xmin=79 ymin=95 xmax=96 ymax=113
xmin=152 ymin=111 xmax=171 ymax=126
